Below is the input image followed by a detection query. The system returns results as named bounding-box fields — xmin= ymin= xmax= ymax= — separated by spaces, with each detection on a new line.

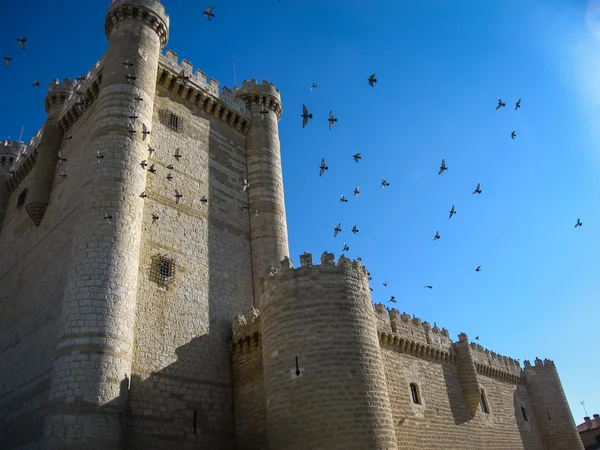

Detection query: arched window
xmin=410 ymin=383 xmax=421 ymax=405
xmin=480 ymin=389 xmax=490 ymax=414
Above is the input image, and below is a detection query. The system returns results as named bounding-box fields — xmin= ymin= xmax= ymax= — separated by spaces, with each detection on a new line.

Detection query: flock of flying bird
xmin=298 ymin=82 xmax=585 ymax=307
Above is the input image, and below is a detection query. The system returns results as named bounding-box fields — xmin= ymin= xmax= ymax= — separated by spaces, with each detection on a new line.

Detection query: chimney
xmin=584 ymin=416 xmax=592 ymax=426
xmin=594 ymin=413 xmax=600 ymax=426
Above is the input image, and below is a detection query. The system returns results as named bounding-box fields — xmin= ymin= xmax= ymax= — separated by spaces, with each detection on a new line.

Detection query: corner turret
xmin=524 ymin=358 xmax=584 ymax=450
xmin=0 ymin=140 xmax=24 ymax=230
xmin=234 ymin=79 xmax=289 ymax=300
xmin=43 ymin=1 xmax=170 ymax=448
xmin=257 ymin=252 xmax=398 ymax=450
xmin=454 ymin=332 xmax=482 ymax=418
xmin=25 ymin=78 xmax=76 ymax=226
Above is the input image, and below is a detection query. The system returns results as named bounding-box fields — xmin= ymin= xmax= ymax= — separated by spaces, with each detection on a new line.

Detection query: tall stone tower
xmin=42 ymin=1 xmax=169 ymax=448
xmin=0 ymin=140 xmax=22 ymax=230
xmin=234 ymin=80 xmax=290 ymax=299
xmin=258 ymin=252 xmax=398 ymax=450
xmin=524 ymin=358 xmax=584 ymax=450
xmin=25 ymin=78 xmax=75 ymax=226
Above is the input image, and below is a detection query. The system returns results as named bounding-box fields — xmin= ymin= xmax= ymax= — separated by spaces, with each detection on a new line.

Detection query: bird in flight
xmin=511 ymin=130 xmax=516 ymax=140
xmin=140 ymin=192 xmax=147 ymax=199
xmin=340 ymin=195 xmax=348 ymax=203
xmin=174 ymin=148 xmax=182 ymax=160
xmin=204 ymin=7 xmax=215 ymax=21
xmin=381 ymin=178 xmax=390 ymax=188
xmin=32 ymin=79 xmax=40 ymax=87
xmin=334 ymin=223 xmax=342 ymax=237
xmin=96 ymin=151 xmax=104 ymax=164
xmin=301 ymin=104 xmax=312 ymax=128
xmin=59 ymin=171 xmax=67 ymax=178
xmin=433 ymin=231 xmax=440 ymax=241
xmin=449 ymin=205 xmax=456 ymax=219
xmin=515 ymin=98 xmax=521 ymax=110
xmin=3 ymin=57 xmax=12 ymax=68
xmin=368 ymin=74 xmax=377 ymax=87
xmin=438 ymin=158 xmax=447 ymax=175
xmin=57 ymin=150 xmax=67 ymax=165
xmin=351 ymin=225 xmax=359 ymax=234
xmin=475 ymin=336 xmax=480 ymax=340
xmin=125 ymin=74 xmax=137 ymax=82
xmin=342 ymin=242 xmax=349 ymax=252
xmin=152 ymin=214 xmax=159 ymax=224
xmin=472 ymin=183 xmax=482 ymax=194
xmin=475 ymin=265 xmax=482 ymax=272
xmin=148 ymin=164 xmax=156 ymax=174
xmin=319 ymin=158 xmax=328 ymax=176
xmin=140 ymin=160 xmax=148 ymax=169
xmin=242 ymin=178 xmax=250 ymax=191
xmin=495 ymin=98 xmax=506 ymax=110
xmin=383 ymin=281 xmax=388 ymax=287
xmin=354 ymin=187 xmax=360 ymax=197
xmin=575 ymin=218 xmax=582 ymax=228
xmin=311 ymin=82 xmax=317 ymax=90
xmin=166 ymin=164 xmax=174 ymax=170
xmin=200 ymin=195 xmax=208 ymax=204
xmin=104 ymin=213 xmax=112 ymax=223
xmin=123 ymin=60 xmax=134 ymax=68
xmin=142 ymin=123 xmax=151 ymax=140
xmin=166 ymin=173 xmax=173 ymax=181
xmin=16 ymin=38 xmax=26 ymax=49
xmin=353 ymin=153 xmax=361 ymax=162
xmin=174 ymin=190 xmax=183 ymax=204
xmin=424 ymin=285 xmax=433 ymax=289
xmin=389 ymin=296 xmax=396 ymax=303
xmin=328 ymin=111 xmax=337 ymax=129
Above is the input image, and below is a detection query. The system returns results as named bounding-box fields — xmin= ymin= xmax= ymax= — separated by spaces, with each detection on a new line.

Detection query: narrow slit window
xmin=521 ymin=406 xmax=528 ymax=422
xmin=480 ymin=390 xmax=490 ymax=414
xmin=410 ymin=383 xmax=421 ymax=405
xmin=17 ymin=188 xmax=27 ymax=208
xmin=547 ymin=411 xmax=551 ymax=420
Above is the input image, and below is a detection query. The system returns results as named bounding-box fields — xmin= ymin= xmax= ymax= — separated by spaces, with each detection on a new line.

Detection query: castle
xmin=0 ymin=1 xmax=584 ymax=449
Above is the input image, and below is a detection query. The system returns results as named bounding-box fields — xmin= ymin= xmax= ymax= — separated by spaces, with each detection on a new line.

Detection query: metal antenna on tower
xmin=232 ymin=54 xmax=237 ymax=89
xmin=581 ymin=401 xmax=588 ymax=416
xmin=18 ymin=125 xmax=24 ymax=143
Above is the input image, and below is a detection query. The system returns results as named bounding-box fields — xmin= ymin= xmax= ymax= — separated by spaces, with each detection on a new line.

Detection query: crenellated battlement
xmin=468 ymin=340 xmax=522 ymax=382
xmin=523 ymin=357 xmax=556 ymax=371
xmin=234 ymin=78 xmax=282 ymax=119
xmin=157 ymin=50 xmax=252 ymax=133
xmin=44 ymin=78 xmax=77 ymax=113
xmin=230 ymin=307 xmax=262 ymax=355
xmin=259 ymin=252 xmax=369 ymax=296
xmin=105 ymin=0 xmax=170 ymax=49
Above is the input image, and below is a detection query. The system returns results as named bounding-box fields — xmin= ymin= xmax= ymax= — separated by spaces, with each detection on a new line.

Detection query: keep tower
xmin=234 ymin=80 xmax=290 ymax=299
xmin=42 ymin=1 xmax=169 ymax=448
xmin=25 ymin=78 xmax=75 ymax=226
xmin=0 ymin=140 xmax=23 ymax=230
xmin=258 ymin=252 xmax=398 ymax=450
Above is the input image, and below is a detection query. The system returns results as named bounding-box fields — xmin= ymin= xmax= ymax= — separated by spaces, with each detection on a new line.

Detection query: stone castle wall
xmin=0 ymin=95 xmax=98 ymax=448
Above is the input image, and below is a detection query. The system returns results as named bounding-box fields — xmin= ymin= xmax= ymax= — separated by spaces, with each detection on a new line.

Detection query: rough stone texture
xmin=258 ymin=256 xmax=399 ymax=450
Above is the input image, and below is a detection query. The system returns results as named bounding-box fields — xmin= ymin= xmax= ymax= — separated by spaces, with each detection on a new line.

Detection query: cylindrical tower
xmin=234 ymin=80 xmax=290 ymax=299
xmin=259 ymin=252 xmax=398 ymax=450
xmin=0 ymin=140 xmax=23 ymax=231
xmin=25 ymin=78 xmax=75 ymax=226
xmin=524 ymin=358 xmax=584 ymax=450
xmin=43 ymin=1 xmax=169 ymax=448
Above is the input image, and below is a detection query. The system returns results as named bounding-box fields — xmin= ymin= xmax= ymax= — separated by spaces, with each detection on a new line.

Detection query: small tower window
xmin=521 ymin=406 xmax=529 ymax=422
xmin=17 ymin=188 xmax=27 ymax=208
xmin=160 ymin=109 xmax=184 ymax=133
xmin=410 ymin=383 xmax=421 ymax=405
xmin=480 ymin=389 xmax=490 ymax=414
xmin=153 ymin=254 xmax=176 ymax=286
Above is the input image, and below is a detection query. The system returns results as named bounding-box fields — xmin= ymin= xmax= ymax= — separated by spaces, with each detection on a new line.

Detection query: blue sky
xmin=1 ymin=0 xmax=598 ymax=423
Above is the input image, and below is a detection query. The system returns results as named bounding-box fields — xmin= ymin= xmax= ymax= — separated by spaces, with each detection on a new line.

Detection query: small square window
xmin=521 ymin=406 xmax=528 ymax=422
xmin=152 ymin=254 xmax=176 ymax=286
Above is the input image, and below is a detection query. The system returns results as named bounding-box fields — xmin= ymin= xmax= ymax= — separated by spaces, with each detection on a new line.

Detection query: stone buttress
xmin=257 ymin=252 xmax=398 ymax=450
xmin=42 ymin=1 xmax=169 ymax=448
xmin=524 ymin=358 xmax=584 ymax=450
xmin=233 ymin=80 xmax=290 ymax=300
xmin=25 ymin=79 xmax=76 ymax=226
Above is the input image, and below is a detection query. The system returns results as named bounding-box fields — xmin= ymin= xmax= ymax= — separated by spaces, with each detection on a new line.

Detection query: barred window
xmin=153 ymin=254 xmax=176 ymax=285
xmin=160 ymin=109 xmax=184 ymax=133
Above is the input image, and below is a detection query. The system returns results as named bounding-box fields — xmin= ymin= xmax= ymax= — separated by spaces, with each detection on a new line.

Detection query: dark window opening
xmin=480 ymin=390 xmax=490 ymax=414
xmin=17 ymin=188 xmax=27 ymax=208
xmin=154 ymin=254 xmax=176 ymax=286
xmin=521 ymin=406 xmax=528 ymax=422
xmin=410 ymin=383 xmax=421 ymax=405
xmin=547 ymin=411 xmax=551 ymax=420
